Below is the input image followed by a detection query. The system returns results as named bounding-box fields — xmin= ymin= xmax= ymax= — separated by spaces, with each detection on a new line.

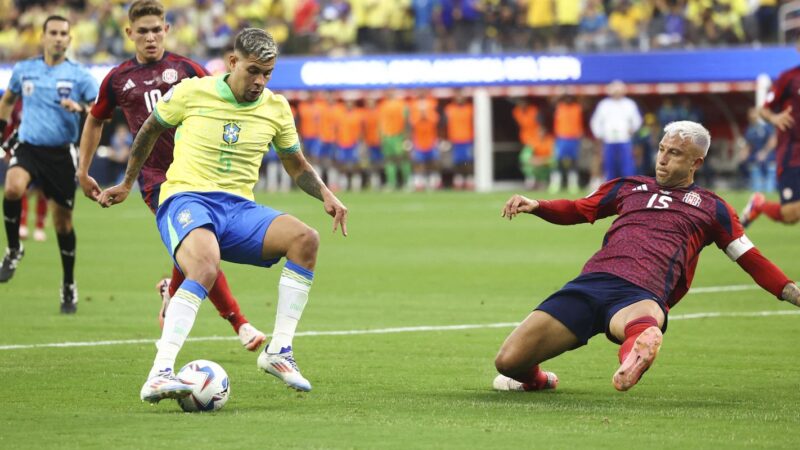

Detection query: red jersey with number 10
xmin=535 ymin=176 xmax=750 ymax=308
xmin=90 ymin=52 xmax=208 ymax=196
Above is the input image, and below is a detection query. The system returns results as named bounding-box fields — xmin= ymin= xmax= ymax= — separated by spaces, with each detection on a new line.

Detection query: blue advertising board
xmin=1 ymin=47 xmax=796 ymax=91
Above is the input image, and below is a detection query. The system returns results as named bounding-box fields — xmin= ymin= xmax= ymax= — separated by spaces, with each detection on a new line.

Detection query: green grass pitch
xmin=1 ymin=190 xmax=798 ymax=449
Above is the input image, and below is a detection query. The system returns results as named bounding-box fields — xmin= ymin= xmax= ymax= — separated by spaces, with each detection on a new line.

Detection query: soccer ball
xmin=175 ymin=360 xmax=230 ymax=412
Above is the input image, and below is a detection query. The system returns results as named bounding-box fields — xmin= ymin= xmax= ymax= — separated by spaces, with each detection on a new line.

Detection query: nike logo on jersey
xmin=632 ymin=184 xmax=648 ymax=192
xmin=123 ymin=79 xmax=136 ymax=91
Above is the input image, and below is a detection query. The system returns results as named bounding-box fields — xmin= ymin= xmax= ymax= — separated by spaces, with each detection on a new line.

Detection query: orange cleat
xmin=740 ymin=192 xmax=765 ymax=228
xmin=613 ymin=326 xmax=662 ymax=391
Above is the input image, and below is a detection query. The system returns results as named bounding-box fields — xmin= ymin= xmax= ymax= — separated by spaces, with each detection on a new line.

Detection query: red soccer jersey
xmin=763 ymin=65 xmax=800 ymax=175
xmin=536 ymin=176 xmax=749 ymax=309
xmin=90 ymin=52 xmax=208 ymax=197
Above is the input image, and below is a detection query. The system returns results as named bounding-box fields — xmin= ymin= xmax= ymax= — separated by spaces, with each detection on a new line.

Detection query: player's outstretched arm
xmin=759 ymin=106 xmax=794 ymax=132
xmin=98 ymin=113 xmax=169 ymax=208
xmin=280 ymin=150 xmax=348 ymax=236
xmin=781 ymin=283 xmax=800 ymax=307
xmin=77 ymin=114 xmax=106 ymax=201
xmin=501 ymin=194 xmax=539 ymax=220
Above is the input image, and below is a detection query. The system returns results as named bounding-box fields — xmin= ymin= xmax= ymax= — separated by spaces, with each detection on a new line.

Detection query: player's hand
xmin=323 ymin=192 xmax=348 ymax=236
xmin=771 ymin=106 xmax=794 ymax=131
xmin=60 ymin=99 xmax=83 ymax=113
xmin=501 ymin=194 xmax=539 ymax=220
xmin=97 ymin=183 xmax=131 ymax=208
xmin=78 ymin=172 xmax=102 ymax=201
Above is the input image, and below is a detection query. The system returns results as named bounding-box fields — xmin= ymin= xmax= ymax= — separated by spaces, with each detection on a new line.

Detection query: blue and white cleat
xmin=140 ymin=369 xmax=193 ymax=403
xmin=257 ymin=346 xmax=312 ymax=392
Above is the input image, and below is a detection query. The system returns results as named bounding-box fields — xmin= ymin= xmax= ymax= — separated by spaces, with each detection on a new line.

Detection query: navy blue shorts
xmin=535 ymin=272 xmax=668 ymax=346
xmin=778 ymin=166 xmax=800 ymax=205
xmin=555 ymin=138 xmax=580 ymax=162
xmin=156 ymin=191 xmax=284 ymax=269
xmin=452 ymin=143 xmax=473 ymax=165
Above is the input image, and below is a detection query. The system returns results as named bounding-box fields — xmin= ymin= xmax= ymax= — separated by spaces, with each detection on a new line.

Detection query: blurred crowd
xmin=0 ymin=0 xmax=786 ymax=63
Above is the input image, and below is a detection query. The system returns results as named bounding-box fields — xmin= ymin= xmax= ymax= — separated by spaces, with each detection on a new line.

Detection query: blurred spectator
xmin=608 ymin=0 xmax=645 ymax=50
xmin=334 ymin=99 xmax=364 ymax=191
xmin=362 ymin=97 xmax=384 ymax=190
xmin=551 ymin=91 xmax=583 ymax=193
xmin=657 ymin=97 xmax=682 ymax=127
xmin=444 ymin=89 xmax=474 ymax=190
xmin=633 ymin=112 xmax=658 ymax=175
xmin=519 ymin=126 xmax=554 ymax=191
xmin=590 ymin=80 xmax=642 ymax=181
xmin=525 ymin=0 xmax=556 ymax=51
xmin=742 ymin=106 xmax=776 ymax=193
xmin=409 ymin=93 xmax=440 ymax=191
xmin=555 ymin=0 xmax=582 ymax=50
xmin=512 ymin=97 xmax=543 ymax=189
xmin=0 ymin=0 xmax=774 ymax=62
xmin=575 ymin=0 xmax=610 ymax=52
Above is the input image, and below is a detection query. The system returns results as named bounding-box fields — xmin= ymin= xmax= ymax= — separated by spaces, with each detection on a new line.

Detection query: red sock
xmin=168 ymin=265 xmax=184 ymax=298
xmin=516 ymin=365 xmax=549 ymax=389
xmin=35 ymin=193 xmax=47 ymax=229
xmin=762 ymin=201 xmax=784 ymax=222
xmin=208 ymin=271 xmax=247 ymax=333
xmin=20 ymin=194 xmax=28 ymax=226
xmin=618 ymin=316 xmax=659 ymax=363
xmin=167 ymin=267 xmax=247 ymax=333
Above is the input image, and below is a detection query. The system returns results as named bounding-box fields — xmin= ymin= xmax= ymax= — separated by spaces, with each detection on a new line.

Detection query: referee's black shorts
xmin=9 ymin=142 xmax=77 ymax=210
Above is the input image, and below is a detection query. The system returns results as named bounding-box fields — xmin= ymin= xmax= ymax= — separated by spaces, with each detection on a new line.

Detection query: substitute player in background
xmin=98 ymin=28 xmax=348 ymax=402
xmin=494 ymin=121 xmax=799 ymax=392
xmin=0 ymin=16 xmax=98 ymax=314
xmin=77 ymin=1 xmax=266 ymax=350
xmin=740 ymin=57 xmax=800 ymax=227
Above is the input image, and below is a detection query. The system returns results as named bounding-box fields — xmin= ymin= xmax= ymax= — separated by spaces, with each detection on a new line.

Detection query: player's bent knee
xmin=293 ymin=226 xmax=320 ymax=257
xmin=494 ymin=348 xmax=527 ymax=377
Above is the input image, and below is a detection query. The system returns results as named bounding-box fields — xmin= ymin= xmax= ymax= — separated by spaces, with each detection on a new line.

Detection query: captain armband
xmin=725 ymin=235 xmax=754 ymax=261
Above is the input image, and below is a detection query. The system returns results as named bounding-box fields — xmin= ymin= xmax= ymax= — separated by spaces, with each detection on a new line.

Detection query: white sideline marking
xmin=1 ymin=308 xmax=798 ymax=351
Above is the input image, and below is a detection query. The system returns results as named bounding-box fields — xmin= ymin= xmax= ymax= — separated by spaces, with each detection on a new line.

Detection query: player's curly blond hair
xmin=663 ymin=121 xmax=711 ymax=157
xmin=234 ymin=28 xmax=278 ymax=62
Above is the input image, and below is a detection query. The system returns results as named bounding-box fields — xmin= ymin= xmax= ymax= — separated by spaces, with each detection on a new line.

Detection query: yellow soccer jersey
xmin=153 ymin=75 xmax=299 ymax=203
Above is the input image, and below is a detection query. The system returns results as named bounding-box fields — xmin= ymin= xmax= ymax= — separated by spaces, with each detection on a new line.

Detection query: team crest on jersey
xmin=682 ymin=191 xmax=701 ymax=207
xmin=22 ymin=80 xmax=34 ymax=96
xmin=56 ymin=80 xmax=74 ymax=100
xmin=177 ymin=209 xmax=193 ymax=228
xmin=162 ymin=68 xmax=179 ymax=84
xmin=223 ymin=122 xmax=241 ymax=145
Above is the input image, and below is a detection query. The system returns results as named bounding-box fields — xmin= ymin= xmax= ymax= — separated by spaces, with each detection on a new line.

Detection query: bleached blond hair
xmin=663 ymin=121 xmax=711 ymax=157
xmin=234 ymin=28 xmax=278 ymax=62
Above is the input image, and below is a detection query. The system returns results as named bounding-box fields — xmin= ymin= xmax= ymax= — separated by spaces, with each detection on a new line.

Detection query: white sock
xmin=267 ymin=262 xmax=313 ymax=353
xmin=567 ymin=170 xmax=579 ymax=193
xmin=351 ymin=173 xmax=363 ymax=192
xmin=549 ymin=171 xmax=562 ymax=193
xmin=150 ymin=285 xmax=204 ymax=378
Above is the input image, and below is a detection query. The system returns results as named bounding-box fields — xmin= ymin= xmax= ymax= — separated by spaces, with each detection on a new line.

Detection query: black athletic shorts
xmin=9 ymin=142 xmax=77 ymax=210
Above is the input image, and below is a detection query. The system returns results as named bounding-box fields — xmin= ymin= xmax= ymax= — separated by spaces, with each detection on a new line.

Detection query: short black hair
xmin=43 ymin=15 xmax=70 ymax=33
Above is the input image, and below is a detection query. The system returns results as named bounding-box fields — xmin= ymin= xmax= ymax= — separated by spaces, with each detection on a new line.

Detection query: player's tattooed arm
xmin=781 ymin=282 xmax=800 ymax=307
xmin=296 ymin=171 xmax=324 ymax=201
xmin=279 ymin=151 xmax=324 ymax=201
xmin=279 ymin=149 xmax=348 ymax=236
xmin=121 ymin=114 xmax=169 ymax=187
